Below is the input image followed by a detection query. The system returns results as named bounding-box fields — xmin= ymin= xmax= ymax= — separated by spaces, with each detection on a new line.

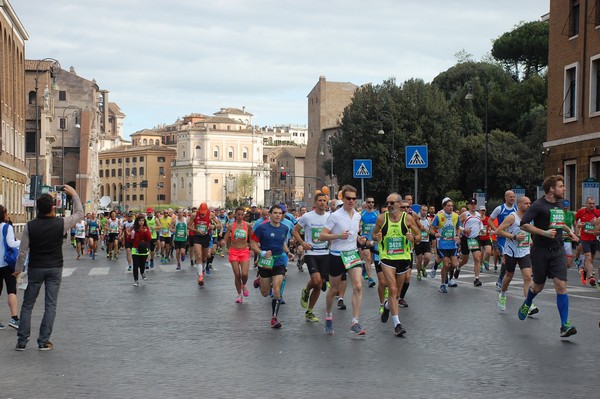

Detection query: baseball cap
xmin=442 ymin=197 xmax=451 ymax=206
xmin=467 ymin=198 xmax=477 ymax=205
xmin=199 ymin=203 xmax=209 ymax=215
xmin=563 ymin=200 xmax=570 ymax=207
xmin=478 ymin=205 xmax=486 ymax=211
xmin=279 ymin=204 xmax=287 ymax=212
xmin=251 ymin=203 xmax=257 ymax=207
xmin=146 ymin=207 xmax=153 ymax=213
xmin=335 ymin=199 xmax=343 ymax=208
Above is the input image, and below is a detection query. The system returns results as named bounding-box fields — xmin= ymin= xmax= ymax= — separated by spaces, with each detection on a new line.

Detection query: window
xmin=126 ymin=195 xmax=130 ymax=201
xmin=214 ymin=179 xmax=219 ymax=184
xmin=118 ymin=158 xmax=122 ymax=164
xmin=596 ymin=0 xmax=600 ymax=27
xmin=26 ymin=132 xmax=35 ymax=153
xmin=118 ymin=169 xmax=122 ymax=177
xmin=228 ymin=147 xmax=234 ymax=159
xmin=125 ymin=167 xmax=130 ymax=176
xmin=140 ymin=195 xmax=145 ymax=201
xmin=99 ymin=159 xmax=103 ymax=166
xmin=125 ymin=157 xmax=130 ymax=163
xmin=59 ymin=91 xmax=67 ymax=101
xmin=157 ymin=182 xmax=164 ymax=188
xmin=242 ymin=147 xmax=248 ymax=159
xmin=131 ymin=167 xmax=137 ymax=176
xmin=28 ymin=91 xmax=36 ymax=105
xmin=133 ymin=157 xmax=137 ymax=163
xmin=111 ymin=159 xmax=116 ymax=164
xmin=564 ymin=160 xmax=577 ymax=207
xmin=105 ymin=169 xmax=109 ymax=177
xmin=111 ymin=169 xmax=116 ymax=177
xmin=133 ymin=182 xmax=137 ymax=188
xmin=139 ymin=167 xmax=144 ymax=176
xmin=158 ymin=194 xmax=166 ymax=201
xmin=564 ymin=63 xmax=578 ymax=121
xmin=159 ymin=167 xmax=165 ymax=176
xmin=213 ymin=125 xmax=217 ymax=130
xmin=143 ymin=139 xmax=147 ymax=145
xmin=132 ymin=195 xmax=137 ymax=201
xmin=157 ymin=156 xmax=166 ymax=163
xmin=213 ymin=146 xmax=219 ymax=158
xmin=180 ymin=177 xmax=184 ymax=188
xmin=140 ymin=156 xmax=144 ymax=161
xmin=99 ymin=170 xmax=104 ymax=178
xmin=592 ymin=56 xmax=600 ymax=115
xmin=59 ymin=118 xmax=66 ymax=130
xmin=570 ymin=0 xmax=580 ymax=37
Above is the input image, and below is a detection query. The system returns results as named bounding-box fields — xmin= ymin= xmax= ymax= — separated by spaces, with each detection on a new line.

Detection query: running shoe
xmin=300 ymin=288 xmax=309 ymax=309
xmin=398 ymin=298 xmax=408 ymax=308
xmin=253 ymin=277 xmax=261 ymax=289
xmin=479 ymin=265 xmax=484 ymax=273
xmin=145 ymin=262 xmax=149 ymax=270
xmin=270 ymin=317 xmax=282 ymax=329
xmin=337 ymin=298 xmax=346 ymax=310
xmin=394 ymin=323 xmax=407 ymax=337
xmin=494 ymin=265 xmax=498 ymax=273
xmin=0 ymin=320 xmax=5 ymax=329
xmin=421 ymin=267 xmax=427 ymax=278
xmin=9 ymin=318 xmax=19 ymax=329
xmin=220 ymin=252 xmax=224 ymax=257
xmin=439 ymin=284 xmax=447 ymax=293
xmin=518 ymin=301 xmax=530 ymax=320
xmin=416 ymin=272 xmax=422 ymax=282
xmin=150 ymin=260 xmax=154 ymax=269
xmin=321 ymin=281 xmax=327 ymax=292
xmin=280 ymin=298 xmax=286 ymax=305
xmin=142 ymin=274 xmax=148 ymax=281
xmin=198 ymin=274 xmax=204 ymax=287
xmin=381 ymin=301 xmax=390 ymax=323
xmin=453 ymin=269 xmax=460 ymax=279
xmin=379 ymin=304 xmax=384 ymax=315
xmin=127 ymin=265 xmax=132 ymax=272
xmin=528 ymin=303 xmax=539 ymax=316
xmin=182 ymin=255 xmax=186 ymax=262
xmin=368 ymin=278 xmax=376 ymax=288
xmin=496 ymin=277 xmax=503 ymax=290
xmin=362 ymin=269 xmax=368 ymax=280
xmin=176 ymin=265 xmax=181 ymax=271
xmin=350 ymin=322 xmax=366 ymax=335
xmin=448 ymin=279 xmax=457 ymax=287
xmin=580 ymin=268 xmax=587 ymax=285
xmin=474 ymin=278 xmax=482 ymax=287
xmin=589 ymin=277 xmax=597 ymax=287
xmin=430 ymin=267 xmax=437 ymax=279
xmin=206 ymin=266 xmax=211 ymax=275
xmin=483 ymin=261 xmax=490 ymax=271
xmin=560 ymin=321 xmax=577 ymax=337
xmin=15 ymin=342 xmax=26 ymax=351
xmin=92 ymin=253 xmax=96 ymax=260
xmin=305 ymin=311 xmax=319 ymax=322
xmin=324 ymin=317 xmax=334 ymax=335
xmin=133 ymin=281 xmax=139 ymax=287
xmin=38 ymin=341 xmax=54 ymax=351
xmin=497 ymin=294 xmax=506 ymax=311
xmin=243 ymin=285 xmax=249 ymax=297
xmin=235 ymin=296 xmax=242 ymax=303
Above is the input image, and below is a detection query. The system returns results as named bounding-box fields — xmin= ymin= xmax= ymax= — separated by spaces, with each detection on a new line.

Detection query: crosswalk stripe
xmin=62 ymin=268 xmax=76 ymax=277
xmin=88 ymin=267 xmax=110 ymax=276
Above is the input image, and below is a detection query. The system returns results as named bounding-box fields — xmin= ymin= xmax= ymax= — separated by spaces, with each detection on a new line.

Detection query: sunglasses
xmin=386 ymin=201 xmax=396 ymax=205
xmin=345 ymin=196 xmax=357 ymax=201
xmin=365 ymin=201 xmax=374 ymax=203
xmin=399 ymin=206 xmax=409 ymax=209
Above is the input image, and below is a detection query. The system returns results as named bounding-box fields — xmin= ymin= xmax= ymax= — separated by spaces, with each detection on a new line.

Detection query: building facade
xmin=306 ymin=76 xmax=357 ymax=202
xmin=98 ymin=144 xmax=176 ymax=213
xmin=0 ymin=0 xmax=28 ymax=226
xmin=264 ymin=146 xmax=306 ymax=207
xmin=260 ymin=124 xmax=308 ymax=146
xmin=171 ymin=108 xmax=269 ymax=208
xmin=545 ymin=0 xmax=600 ymax=208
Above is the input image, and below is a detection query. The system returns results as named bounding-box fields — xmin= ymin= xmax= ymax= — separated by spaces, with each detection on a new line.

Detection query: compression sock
xmin=556 ymin=293 xmax=569 ymax=326
xmin=280 ymin=277 xmax=287 ymax=296
xmin=272 ymin=298 xmax=281 ymax=317
xmin=400 ymin=282 xmax=409 ymax=298
xmin=525 ymin=287 xmax=538 ymax=307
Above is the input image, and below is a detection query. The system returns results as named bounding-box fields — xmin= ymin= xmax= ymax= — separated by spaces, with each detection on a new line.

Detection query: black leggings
xmin=133 ymin=254 xmax=148 ymax=281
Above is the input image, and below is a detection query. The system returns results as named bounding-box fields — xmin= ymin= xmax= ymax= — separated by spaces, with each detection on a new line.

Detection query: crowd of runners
xmin=36 ymin=174 xmax=600 ymax=338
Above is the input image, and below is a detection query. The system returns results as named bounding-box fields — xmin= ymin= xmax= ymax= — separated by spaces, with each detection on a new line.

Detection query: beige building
xmin=306 ymin=76 xmax=357 ymax=201
xmin=172 ymin=108 xmax=269 ymax=208
xmin=98 ymin=144 xmax=176 ymax=212
xmin=0 ymin=0 xmax=28 ymax=226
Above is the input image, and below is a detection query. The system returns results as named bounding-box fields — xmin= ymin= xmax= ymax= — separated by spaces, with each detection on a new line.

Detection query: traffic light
xmin=280 ymin=171 xmax=287 ymax=181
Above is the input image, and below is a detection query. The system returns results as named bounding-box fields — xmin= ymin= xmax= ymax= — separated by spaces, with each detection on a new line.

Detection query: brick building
xmin=306 ymin=76 xmax=357 ymax=201
xmin=545 ymin=0 xmax=600 ymax=208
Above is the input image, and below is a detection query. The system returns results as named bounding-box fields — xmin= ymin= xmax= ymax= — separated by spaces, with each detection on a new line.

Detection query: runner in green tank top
xmin=171 ymin=209 xmax=188 ymax=270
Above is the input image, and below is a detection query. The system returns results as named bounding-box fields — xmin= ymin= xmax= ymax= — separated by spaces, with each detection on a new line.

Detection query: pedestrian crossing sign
xmin=405 ymin=145 xmax=428 ymax=169
xmin=353 ymin=159 xmax=372 ymax=179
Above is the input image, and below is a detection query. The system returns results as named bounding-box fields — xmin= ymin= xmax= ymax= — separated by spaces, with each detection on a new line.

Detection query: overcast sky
xmin=13 ymin=0 xmax=548 ymax=138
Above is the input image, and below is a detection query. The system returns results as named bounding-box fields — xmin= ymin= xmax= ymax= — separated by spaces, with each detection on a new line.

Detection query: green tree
xmin=234 ymin=173 xmax=255 ymax=201
xmin=332 ymin=78 xmax=463 ymax=205
xmin=491 ymin=21 xmax=549 ymax=81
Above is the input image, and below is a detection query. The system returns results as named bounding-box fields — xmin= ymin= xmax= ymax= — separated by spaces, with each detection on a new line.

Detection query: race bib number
xmin=549 ymin=209 xmax=565 ymax=229
xmin=176 ymin=230 xmax=186 ymax=238
xmin=517 ymin=233 xmax=531 ymax=248
xmin=441 ymin=226 xmax=454 ymax=240
xmin=89 ymin=226 xmax=97 ymax=234
xmin=257 ymin=256 xmax=274 ymax=269
xmin=161 ymin=228 xmax=169 ymax=235
xmin=467 ymin=238 xmax=479 ymax=250
xmin=234 ymin=229 xmax=247 ymax=240
xmin=341 ymin=250 xmax=363 ymax=270
xmin=386 ymin=236 xmax=405 ymax=255
xmin=420 ymin=230 xmax=429 ymax=242
xmin=362 ymin=223 xmax=375 ymax=236
xmin=76 ymin=228 xmax=85 ymax=236
xmin=311 ymin=227 xmax=324 ymax=243
xmin=110 ymin=224 xmax=119 ymax=233
xmin=197 ymin=223 xmax=207 ymax=234
xmin=584 ymin=222 xmax=595 ymax=234
xmin=479 ymin=226 xmax=488 ymax=236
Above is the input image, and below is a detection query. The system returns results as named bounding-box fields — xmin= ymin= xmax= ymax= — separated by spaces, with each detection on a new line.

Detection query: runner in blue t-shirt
xmin=359 ymin=197 xmax=379 ymax=288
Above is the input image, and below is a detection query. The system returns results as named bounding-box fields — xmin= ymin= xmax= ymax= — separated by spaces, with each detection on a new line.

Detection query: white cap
xmin=335 ymin=199 xmax=343 ymax=207
xmin=442 ymin=197 xmax=451 ymax=206
xmin=251 ymin=203 xmax=257 ymax=207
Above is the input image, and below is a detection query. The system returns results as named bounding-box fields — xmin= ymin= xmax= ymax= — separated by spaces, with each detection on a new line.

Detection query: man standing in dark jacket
xmin=13 ymin=185 xmax=83 ymax=351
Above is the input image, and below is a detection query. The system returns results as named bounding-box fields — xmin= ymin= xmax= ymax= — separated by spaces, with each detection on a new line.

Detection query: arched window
xmin=228 ymin=146 xmax=234 ymax=159
xmin=143 ymin=139 xmax=148 ymax=145
xmin=242 ymin=147 xmax=248 ymax=160
xmin=131 ymin=167 xmax=137 ymax=176
xmin=28 ymin=91 xmax=36 ymax=105
xmin=139 ymin=167 xmax=144 ymax=176
xmin=213 ymin=146 xmax=219 ymax=158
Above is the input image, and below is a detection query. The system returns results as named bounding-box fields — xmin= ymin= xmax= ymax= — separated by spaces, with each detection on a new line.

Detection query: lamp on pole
xmin=377 ymin=110 xmax=397 ymax=192
xmin=60 ymin=106 xmax=81 ymax=185
xmin=33 ymin=58 xmax=61 ymax=196
xmin=465 ymin=87 xmax=489 ymax=202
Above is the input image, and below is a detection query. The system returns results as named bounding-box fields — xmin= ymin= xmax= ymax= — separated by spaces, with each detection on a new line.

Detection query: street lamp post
xmin=378 ymin=110 xmax=397 ymax=192
xmin=33 ymin=58 xmax=61 ymax=197
xmin=465 ymin=87 xmax=489 ymax=202
xmin=60 ymin=106 xmax=81 ymax=185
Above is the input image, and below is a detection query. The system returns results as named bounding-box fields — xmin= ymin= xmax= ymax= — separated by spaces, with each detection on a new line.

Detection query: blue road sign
xmin=405 ymin=145 xmax=428 ymax=169
xmin=353 ymin=159 xmax=372 ymax=179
